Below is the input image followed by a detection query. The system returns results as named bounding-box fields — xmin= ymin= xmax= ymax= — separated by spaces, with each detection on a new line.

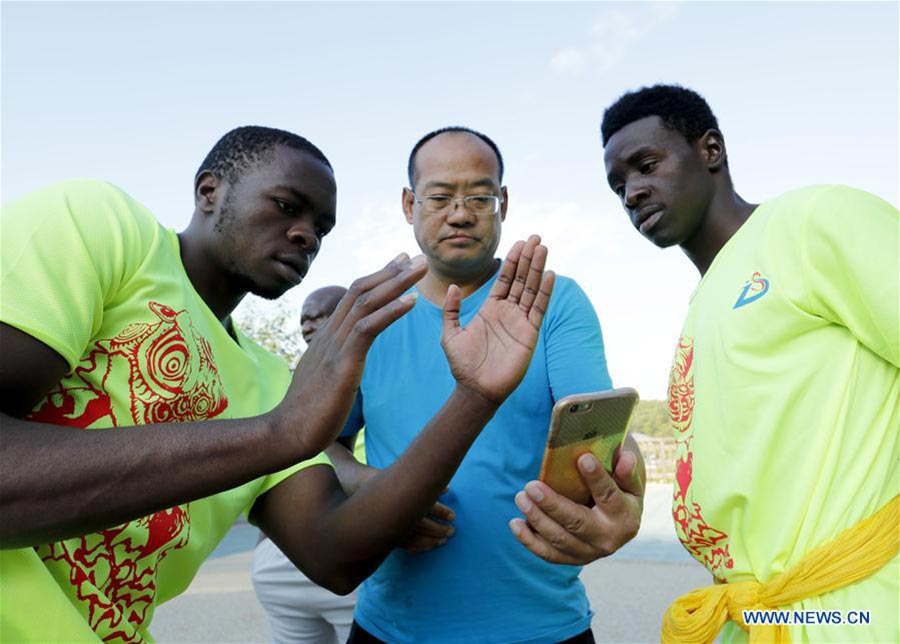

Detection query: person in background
xmin=253 ymin=285 xmax=360 ymax=644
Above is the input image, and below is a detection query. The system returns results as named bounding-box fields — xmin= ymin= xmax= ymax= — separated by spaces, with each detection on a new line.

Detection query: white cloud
xmin=550 ymin=2 xmax=681 ymax=76
xmin=550 ymin=48 xmax=586 ymax=74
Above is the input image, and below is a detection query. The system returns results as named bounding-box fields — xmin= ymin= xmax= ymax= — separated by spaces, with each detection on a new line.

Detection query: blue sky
xmin=3 ymin=1 xmax=898 ymax=398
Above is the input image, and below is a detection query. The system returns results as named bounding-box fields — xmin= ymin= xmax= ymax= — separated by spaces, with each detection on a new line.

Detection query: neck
xmin=682 ymin=184 xmax=758 ymax=276
xmin=177 ymin=226 xmax=246 ymax=325
xmin=416 ymin=258 xmax=500 ymax=305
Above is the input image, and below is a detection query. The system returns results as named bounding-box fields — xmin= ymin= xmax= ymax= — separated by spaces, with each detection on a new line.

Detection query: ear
xmin=194 ymin=171 xmax=219 ymax=214
xmin=402 ymin=187 xmax=415 ymax=225
xmin=499 ymin=186 xmax=509 ymax=223
xmin=699 ymin=129 xmax=727 ymax=171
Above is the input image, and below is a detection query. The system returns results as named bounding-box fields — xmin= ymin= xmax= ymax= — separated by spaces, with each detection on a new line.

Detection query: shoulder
xmin=541 ymin=273 xmax=604 ymax=341
xmin=765 ymin=184 xmax=895 ymax=221
xmin=5 ymin=179 xmax=152 ymax=214
xmin=764 ymin=184 xmax=898 ymax=241
xmin=545 ymin=273 xmax=594 ymax=317
xmin=3 ymin=179 xmax=162 ymax=244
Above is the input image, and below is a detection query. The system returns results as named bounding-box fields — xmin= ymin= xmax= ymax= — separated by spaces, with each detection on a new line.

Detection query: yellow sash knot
xmin=662 ymin=494 xmax=900 ymax=644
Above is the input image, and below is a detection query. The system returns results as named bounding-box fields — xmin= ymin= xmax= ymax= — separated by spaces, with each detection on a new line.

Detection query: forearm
xmin=315 ymin=385 xmax=497 ymax=584
xmin=0 ymin=411 xmax=305 ymax=548
xmin=325 ymin=439 xmax=365 ymax=496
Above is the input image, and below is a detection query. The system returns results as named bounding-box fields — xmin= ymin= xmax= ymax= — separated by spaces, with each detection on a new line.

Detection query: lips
xmin=441 ymin=233 xmax=478 ymax=243
xmin=275 ymin=254 xmax=309 ymax=285
xmin=634 ymin=205 xmax=665 ymax=234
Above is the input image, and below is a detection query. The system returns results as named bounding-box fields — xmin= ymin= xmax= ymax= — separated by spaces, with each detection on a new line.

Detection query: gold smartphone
xmin=538 ymin=388 xmax=640 ymax=505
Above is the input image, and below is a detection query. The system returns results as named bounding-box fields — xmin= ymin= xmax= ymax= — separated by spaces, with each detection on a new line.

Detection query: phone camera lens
xmin=569 ymin=404 xmax=578 ymax=413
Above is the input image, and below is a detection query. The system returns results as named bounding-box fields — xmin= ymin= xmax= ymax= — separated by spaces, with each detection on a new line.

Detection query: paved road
xmin=152 ymin=484 xmax=710 ymax=643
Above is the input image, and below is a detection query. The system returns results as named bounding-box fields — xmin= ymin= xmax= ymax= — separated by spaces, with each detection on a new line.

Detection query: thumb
xmin=442 ymin=284 xmax=462 ymax=340
xmin=578 ymin=453 xmax=624 ymax=508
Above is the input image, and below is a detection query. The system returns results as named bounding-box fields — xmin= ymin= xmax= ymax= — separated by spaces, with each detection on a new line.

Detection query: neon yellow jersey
xmin=353 ymin=428 xmax=367 ymax=464
xmin=0 ymin=181 xmax=330 ymax=643
xmin=668 ymin=185 xmax=899 ymax=643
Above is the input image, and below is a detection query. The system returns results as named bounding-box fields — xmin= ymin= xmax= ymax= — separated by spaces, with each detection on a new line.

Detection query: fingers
xmin=611 ymin=448 xmax=644 ymax=498
xmin=343 ymin=293 xmax=419 ymax=357
xmin=517 ymin=244 xmax=547 ymax=312
xmin=580 ymin=453 xmax=642 ymax=547
xmin=339 ymin=257 xmax=428 ymax=352
xmin=412 ymin=516 xmax=455 ymax=540
xmin=400 ymin=513 xmax=455 ymax=553
xmin=488 ymin=240 xmax=524 ymax=300
xmin=442 ymin=284 xmax=462 ymax=341
xmin=508 ymin=518 xmax=583 ymax=566
xmin=513 ymin=484 xmax=595 ymax=561
xmin=507 ymin=235 xmax=542 ymax=305
xmin=579 ymin=453 xmax=627 ymax=510
xmin=488 ymin=235 xmax=554 ymax=328
xmin=334 ymin=254 xmax=428 ymax=343
xmin=528 ymin=271 xmax=555 ymax=327
xmin=329 ymin=252 xmax=411 ymax=326
xmin=401 ymin=533 xmax=448 ymax=553
xmin=512 ymin=462 xmax=641 ymax=563
xmin=428 ymin=500 xmax=456 ymax=523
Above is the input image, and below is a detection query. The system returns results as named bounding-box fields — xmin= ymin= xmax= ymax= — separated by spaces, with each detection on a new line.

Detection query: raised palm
xmin=441 ymin=235 xmax=555 ymax=405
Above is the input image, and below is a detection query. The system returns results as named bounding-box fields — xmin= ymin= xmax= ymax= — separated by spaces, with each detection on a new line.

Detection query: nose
xmin=624 ymin=180 xmax=650 ymax=210
xmin=445 ymin=200 xmax=476 ymax=225
xmin=287 ymin=218 xmax=320 ymax=253
xmin=301 ymin=320 xmax=318 ymax=343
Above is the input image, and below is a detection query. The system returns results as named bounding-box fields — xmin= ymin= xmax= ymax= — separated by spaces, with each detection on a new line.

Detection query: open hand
xmin=274 ymin=253 xmax=428 ymax=457
xmin=442 ymin=235 xmax=554 ymax=405
xmin=509 ymin=445 xmax=644 ymax=565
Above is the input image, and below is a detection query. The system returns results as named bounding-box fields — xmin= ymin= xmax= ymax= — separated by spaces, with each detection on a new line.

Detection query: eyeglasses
xmin=410 ymin=192 xmax=503 ymax=217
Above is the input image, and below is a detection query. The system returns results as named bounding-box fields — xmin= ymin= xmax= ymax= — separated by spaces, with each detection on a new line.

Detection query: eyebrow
xmin=625 ymin=145 xmax=656 ymax=164
xmin=467 ymin=178 xmax=499 ymax=190
xmin=421 ymin=181 xmax=456 ymax=192
xmin=421 ymin=178 xmax=499 ymax=192
xmin=606 ymin=145 xmax=657 ymax=184
xmin=273 ymin=185 xmax=336 ymax=226
xmin=272 ymin=185 xmax=313 ymax=208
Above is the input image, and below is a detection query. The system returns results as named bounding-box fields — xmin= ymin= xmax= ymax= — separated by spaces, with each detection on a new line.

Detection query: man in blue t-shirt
xmin=332 ymin=127 xmax=646 ymax=644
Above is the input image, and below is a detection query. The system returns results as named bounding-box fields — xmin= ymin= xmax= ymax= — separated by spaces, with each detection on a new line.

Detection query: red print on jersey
xmin=669 ymin=336 xmax=734 ymax=582
xmin=28 ymin=301 xmax=228 ymax=642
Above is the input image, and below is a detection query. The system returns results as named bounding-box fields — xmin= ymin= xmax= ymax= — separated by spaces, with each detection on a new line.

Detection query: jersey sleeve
xmin=543 ymin=276 xmax=613 ymax=402
xmin=254 ymin=451 xmax=334 ymax=499
xmin=0 ymin=180 xmax=161 ymax=370
xmin=799 ymin=186 xmax=899 ymax=368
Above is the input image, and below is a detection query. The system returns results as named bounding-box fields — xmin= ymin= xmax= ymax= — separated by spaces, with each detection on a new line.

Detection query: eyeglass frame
xmin=406 ymin=189 xmax=505 ymax=217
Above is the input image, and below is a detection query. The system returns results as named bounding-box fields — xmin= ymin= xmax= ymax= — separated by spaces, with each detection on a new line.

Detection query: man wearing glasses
xmin=332 ymin=127 xmax=646 ymax=644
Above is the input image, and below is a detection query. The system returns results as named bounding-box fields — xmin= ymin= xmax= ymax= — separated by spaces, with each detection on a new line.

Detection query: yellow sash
xmin=662 ymin=494 xmax=899 ymax=644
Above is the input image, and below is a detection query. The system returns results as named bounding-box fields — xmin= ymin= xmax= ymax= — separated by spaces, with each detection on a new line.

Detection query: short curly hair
xmin=601 ymin=85 xmax=720 ymax=146
xmin=195 ymin=126 xmax=332 ymax=187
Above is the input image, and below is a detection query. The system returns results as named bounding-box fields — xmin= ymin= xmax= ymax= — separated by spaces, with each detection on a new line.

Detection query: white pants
xmin=252 ymin=537 xmax=357 ymax=644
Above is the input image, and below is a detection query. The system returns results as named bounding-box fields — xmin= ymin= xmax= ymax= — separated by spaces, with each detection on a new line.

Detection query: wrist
xmin=452 ymin=383 xmax=501 ymax=416
xmin=263 ymin=406 xmax=314 ymax=465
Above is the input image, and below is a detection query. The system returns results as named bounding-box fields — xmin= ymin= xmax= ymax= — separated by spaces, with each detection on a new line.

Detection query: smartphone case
xmin=538 ymin=388 xmax=639 ymax=505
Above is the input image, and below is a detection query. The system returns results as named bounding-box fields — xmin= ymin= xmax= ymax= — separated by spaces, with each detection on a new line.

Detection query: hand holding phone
xmin=538 ymin=388 xmax=639 ymax=505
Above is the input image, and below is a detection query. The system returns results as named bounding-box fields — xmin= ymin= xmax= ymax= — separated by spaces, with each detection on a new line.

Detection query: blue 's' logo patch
xmin=733 ymin=272 xmax=770 ymax=309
